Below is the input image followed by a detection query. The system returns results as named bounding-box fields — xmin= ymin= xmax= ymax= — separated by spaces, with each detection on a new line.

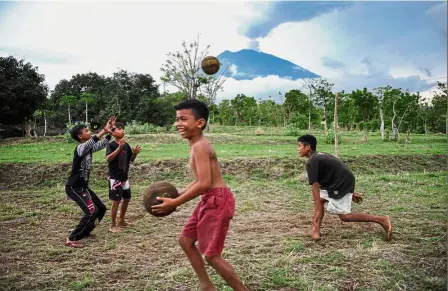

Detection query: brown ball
xmin=142 ymin=181 xmax=180 ymax=217
xmin=201 ymin=56 xmax=220 ymax=75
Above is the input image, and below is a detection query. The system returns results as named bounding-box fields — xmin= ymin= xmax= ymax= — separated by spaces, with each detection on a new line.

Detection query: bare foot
xmin=382 ymin=216 xmax=393 ymax=242
xmin=118 ymin=220 xmax=132 ymax=227
xmin=200 ymin=284 xmax=217 ymax=291
xmin=65 ymin=239 xmax=84 ymax=248
xmin=109 ymin=226 xmax=122 ymax=233
xmin=311 ymin=232 xmax=321 ymax=241
xmin=306 ymin=229 xmax=322 ymax=238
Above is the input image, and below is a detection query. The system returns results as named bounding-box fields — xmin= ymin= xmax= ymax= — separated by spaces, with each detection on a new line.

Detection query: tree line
xmin=1 ymin=41 xmax=446 ymax=138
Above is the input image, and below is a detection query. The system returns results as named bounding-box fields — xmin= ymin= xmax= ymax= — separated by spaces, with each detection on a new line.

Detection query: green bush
xmin=284 ymin=123 xmax=302 ymax=136
xmin=125 ymin=120 xmax=165 ymax=134
xmin=324 ymin=130 xmax=342 ymax=144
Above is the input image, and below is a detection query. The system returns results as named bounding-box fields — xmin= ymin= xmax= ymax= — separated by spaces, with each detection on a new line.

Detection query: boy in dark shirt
xmin=65 ymin=116 xmax=115 ymax=248
xmin=298 ymin=134 xmax=392 ymax=242
xmin=106 ymin=122 xmax=141 ymax=233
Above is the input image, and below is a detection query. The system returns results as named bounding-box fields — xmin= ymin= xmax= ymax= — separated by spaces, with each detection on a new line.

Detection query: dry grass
xmin=0 ymin=162 xmax=446 ymax=290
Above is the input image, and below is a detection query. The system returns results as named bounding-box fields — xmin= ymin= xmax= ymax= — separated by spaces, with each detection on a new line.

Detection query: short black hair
xmin=174 ymin=99 xmax=209 ymax=130
xmin=112 ymin=122 xmax=125 ymax=131
xmin=70 ymin=124 xmax=87 ymax=142
xmin=298 ymin=134 xmax=317 ymax=151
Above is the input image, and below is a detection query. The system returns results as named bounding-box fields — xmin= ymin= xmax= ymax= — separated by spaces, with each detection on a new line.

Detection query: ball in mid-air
xmin=201 ymin=56 xmax=220 ymax=75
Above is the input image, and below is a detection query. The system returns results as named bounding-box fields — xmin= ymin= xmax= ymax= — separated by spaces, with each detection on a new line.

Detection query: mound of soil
xmin=0 ymin=155 xmax=446 ymax=190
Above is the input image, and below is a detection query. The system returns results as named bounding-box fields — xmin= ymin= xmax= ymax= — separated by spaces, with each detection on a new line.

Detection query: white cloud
xmin=229 ymin=64 xmax=238 ymax=75
xmin=216 ymin=75 xmax=307 ymax=102
xmin=1 ymin=1 xmax=445 ymax=102
xmin=0 ymin=1 xmax=269 ymax=89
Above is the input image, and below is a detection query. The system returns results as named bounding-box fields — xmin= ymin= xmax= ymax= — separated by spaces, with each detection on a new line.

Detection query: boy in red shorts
xmin=152 ymin=99 xmax=248 ymax=291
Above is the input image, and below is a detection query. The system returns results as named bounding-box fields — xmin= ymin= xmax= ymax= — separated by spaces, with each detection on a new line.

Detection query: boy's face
xmin=175 ymin=109 xmax=205 ymax=139
xmin=298 ymin=142 xmax=311 ymax=157
xmin=78 ymin=127 xmax=92 ymax=141
xmin=112 ymin=127 xmax=125 ymax=139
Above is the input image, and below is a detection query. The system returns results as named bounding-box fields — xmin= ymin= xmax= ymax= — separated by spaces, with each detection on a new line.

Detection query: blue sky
xmin=0 ymin=1 xmax=446 ymax=101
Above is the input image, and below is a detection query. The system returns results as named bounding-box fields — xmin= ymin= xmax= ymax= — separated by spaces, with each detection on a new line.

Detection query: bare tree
xmin=334 ymin=92 xmax=339 ymax=157
xmin=200 ymin=65 xmax=231 ymax=132
xmin=200 ymin=65 xmax=230 ymax=106
xmin=302 ymin=79 xmax=316 ymax=131
xmin=160 ymin=34 xmax=210 ymax=99
xmin=373 ymin=86 xmax=387 ymax=140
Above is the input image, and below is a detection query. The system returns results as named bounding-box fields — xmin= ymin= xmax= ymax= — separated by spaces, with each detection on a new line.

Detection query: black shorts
xmin=108 ymin=179 xmax=131 ymax=201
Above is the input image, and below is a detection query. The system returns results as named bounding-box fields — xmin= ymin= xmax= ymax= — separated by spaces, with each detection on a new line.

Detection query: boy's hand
xmin=352 ymin=192 xmax=363 ymax=204
xmin=133 ymin=145 xmax=141 ymax=155
xmin=119 ymin=139 xmax=126 ymax=148
xmin=151 ymin=197 xmax=178 ymax=214
xmin=104 ymin=116 xmax=116 ymax=133
xmin=109 ymin=116 xmax=116 ymax=128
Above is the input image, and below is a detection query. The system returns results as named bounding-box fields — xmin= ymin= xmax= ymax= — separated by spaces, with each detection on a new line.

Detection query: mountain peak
xmin=216 ymin=49 xmax=319 ymax=80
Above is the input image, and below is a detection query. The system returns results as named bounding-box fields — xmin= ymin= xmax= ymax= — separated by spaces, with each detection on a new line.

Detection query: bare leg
xmin=338 ymin=213 xmax=392 ymax=241
xmin=109 ymin=200 xmax=122 ymax=233
xmin=179 ymin=235 xmax=215 ymax=290
xmin=118 ymin=199 xmax=130 ymax=227
xmin=205 ymin=255 xmax=248 ymax=291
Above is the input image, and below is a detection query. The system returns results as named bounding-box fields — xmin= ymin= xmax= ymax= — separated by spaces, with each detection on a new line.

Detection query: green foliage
xmin=125 ymin=120 xmax=165 ymax=134
xmin=5 ymin=53 xmax=447 ymax=137
xmin=0 ymin=56 xmax=48 ymax=124
xmin=284 ymin=123 xmax=303 ymax=136
xmin=324 ymin=130 xmax=342 ymax=144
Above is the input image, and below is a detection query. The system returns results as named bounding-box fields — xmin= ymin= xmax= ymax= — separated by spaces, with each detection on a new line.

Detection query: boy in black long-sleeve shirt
xmin=64 ymin=116 xmax=115 ymax=248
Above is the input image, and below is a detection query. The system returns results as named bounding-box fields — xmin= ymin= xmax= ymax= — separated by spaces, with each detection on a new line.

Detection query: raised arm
xmin=106 ymin=139 xmax=125 ymax=162
xmin=93 ymin=134 xmax=112 ymax=152
xmin=77 ymin=131 xmax=106 ymax=156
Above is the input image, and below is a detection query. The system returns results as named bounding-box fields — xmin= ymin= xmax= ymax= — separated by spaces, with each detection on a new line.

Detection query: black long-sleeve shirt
xmin=66 ymin=135 xmax=111 ymax=188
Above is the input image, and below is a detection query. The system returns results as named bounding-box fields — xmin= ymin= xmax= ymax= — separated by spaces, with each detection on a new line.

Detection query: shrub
xmin=125 ymin=120 xmax=164 ymax=134
xmin=324 ymin=130 xmax=342 ymax=144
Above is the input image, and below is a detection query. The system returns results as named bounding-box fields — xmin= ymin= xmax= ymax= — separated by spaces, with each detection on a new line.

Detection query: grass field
xmin=0 ymin=127 xmax=447 ymax=290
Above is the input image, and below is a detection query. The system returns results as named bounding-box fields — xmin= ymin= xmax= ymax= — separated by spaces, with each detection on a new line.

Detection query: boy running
xmin=152 ymin=100 xmax=248 ymax=291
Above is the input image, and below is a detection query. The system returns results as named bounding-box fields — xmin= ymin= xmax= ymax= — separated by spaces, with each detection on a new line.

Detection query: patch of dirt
xmin=0 ymin=154 xmax=446 ymax=190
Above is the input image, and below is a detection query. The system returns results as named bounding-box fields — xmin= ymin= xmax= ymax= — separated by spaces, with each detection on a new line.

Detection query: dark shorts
xmin=108 ymin=178 xmax=131 ymax=201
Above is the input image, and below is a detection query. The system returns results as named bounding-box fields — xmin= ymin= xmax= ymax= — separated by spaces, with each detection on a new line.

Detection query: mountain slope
xmin=216 ymin=49 xmax=320 ymax=80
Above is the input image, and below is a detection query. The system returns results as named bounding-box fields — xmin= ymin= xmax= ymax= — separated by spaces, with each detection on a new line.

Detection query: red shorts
xmin=182 ymin=187 xmax=235 ymax=257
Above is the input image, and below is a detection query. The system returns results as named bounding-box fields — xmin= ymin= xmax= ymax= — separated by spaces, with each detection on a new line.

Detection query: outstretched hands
xmin=103 ymin=116 xmax=117 ymax=134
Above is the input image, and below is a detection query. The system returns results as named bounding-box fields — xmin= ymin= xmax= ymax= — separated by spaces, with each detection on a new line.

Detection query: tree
xmin=334 ymin=92 xmax=340 ymax=157
xmin=311 ymin=78 xmax=334 ymax=131
xmin=0 ymin=56 xmax=48 ymax=135
xmin=430 ymin=81 xmax=448 ymax=133
xmin=258 ymin=99 xmax=283 ymax=126
xmin=49 ymin=72 xmax=107 ymax=127
xmin=160 ymin=35 xmax=209 ymax=99
xmin=200 ymin=65 xmax=231 ymax=132
xmin=373 ymin=86 xmax=389 ymax=140
xmin=283 ymin=89 xmax=309 ymax=123
xmin=60 ymin=95 xmax=78 ymax=125
xmin=350 ymin=88 xmax=378 ymax=123
xmin=302 ymin=78 xmax=331 ymax=130
xmin=80 ymin=92 xmax=95 ymax=123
